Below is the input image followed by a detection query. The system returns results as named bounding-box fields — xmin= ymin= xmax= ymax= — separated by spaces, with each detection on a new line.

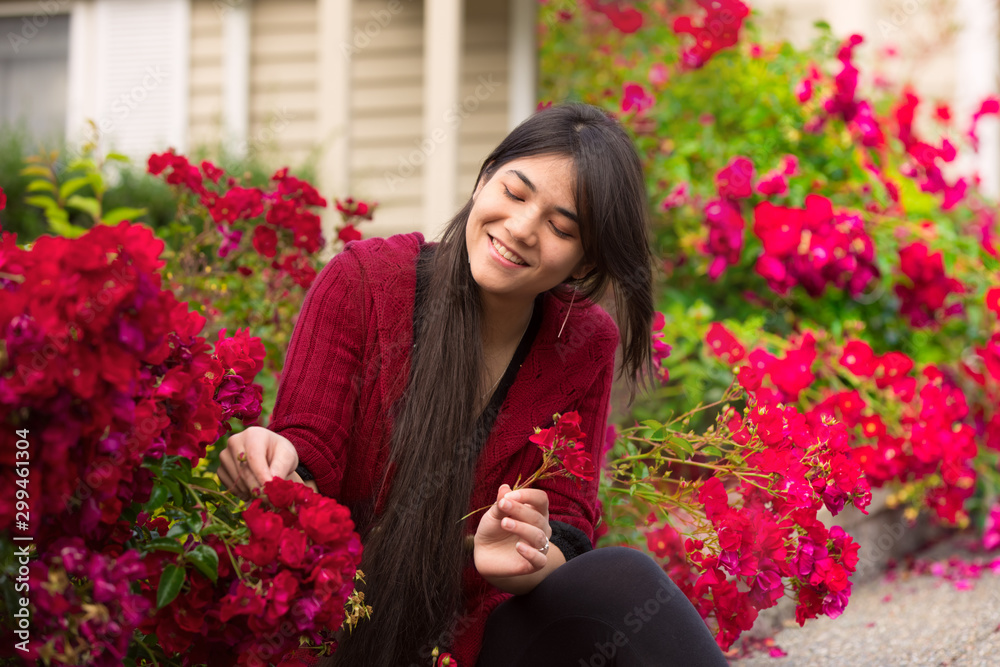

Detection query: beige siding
xmin=188 ymin=0 xmax=224 ymax=149
xmin=348 ymin=0 xmax=425 ymax=238
xmin=457 ymin=0 xmax=510 ymax=210
xmin=184 ymin=0 xmax=515 ymax=239
xmin=249 ymin=0 xmax=319 ymax=168
xmin=350 ymin=0 xmax=512 ymax=239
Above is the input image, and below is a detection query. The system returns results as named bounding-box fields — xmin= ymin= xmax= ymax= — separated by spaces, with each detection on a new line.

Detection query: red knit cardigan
xmin=268 ymin=231 xmax=619 ymax=665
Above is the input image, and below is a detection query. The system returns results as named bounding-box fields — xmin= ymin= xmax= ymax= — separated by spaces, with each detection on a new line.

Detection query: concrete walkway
xmin=728 ymin=537 xmax=1000 ymax=667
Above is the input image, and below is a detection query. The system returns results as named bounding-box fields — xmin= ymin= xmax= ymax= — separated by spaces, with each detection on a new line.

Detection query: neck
xmin=479 ymin=290 xmax=536 ymax=350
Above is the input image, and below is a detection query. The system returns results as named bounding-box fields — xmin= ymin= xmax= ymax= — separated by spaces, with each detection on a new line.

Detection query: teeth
xmin=492 ymin=237 xmax=526 ymax=265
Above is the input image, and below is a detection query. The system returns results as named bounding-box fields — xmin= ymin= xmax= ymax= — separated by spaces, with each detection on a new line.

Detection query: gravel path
xmin=729 ymin=544 xmax=1000 ymax=667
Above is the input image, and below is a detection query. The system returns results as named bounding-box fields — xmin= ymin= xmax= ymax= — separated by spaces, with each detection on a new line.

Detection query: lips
xmin=489 ymin=234 xmax=528 ymax=266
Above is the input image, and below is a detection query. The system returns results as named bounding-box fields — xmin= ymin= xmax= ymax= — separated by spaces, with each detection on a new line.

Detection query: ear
xmin=570 ymin=260 xmax=596 ymax=281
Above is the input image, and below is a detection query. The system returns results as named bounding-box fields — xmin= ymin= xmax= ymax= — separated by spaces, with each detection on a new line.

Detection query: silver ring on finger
xmin=538 ymin=535 xmax=549 ymax=555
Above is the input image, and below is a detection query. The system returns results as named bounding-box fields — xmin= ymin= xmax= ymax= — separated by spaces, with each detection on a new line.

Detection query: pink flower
xmin=648 ymin=63 xmax=668 ymax=86
xmin=716 ymin=156 xmax=755 ymax=200
xmin=621 ymin=82 xmax=655 ymax=114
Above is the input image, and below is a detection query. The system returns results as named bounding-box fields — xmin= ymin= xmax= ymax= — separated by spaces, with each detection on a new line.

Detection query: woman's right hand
xmin=218 ymin=426 xmax=300 ymax=501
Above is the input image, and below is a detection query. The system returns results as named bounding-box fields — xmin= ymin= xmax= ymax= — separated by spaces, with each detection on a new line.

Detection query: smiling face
xmin=465 ymin=154 xmax=595 ymax=303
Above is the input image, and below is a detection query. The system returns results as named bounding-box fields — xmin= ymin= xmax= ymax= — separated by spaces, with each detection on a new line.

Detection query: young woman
xmin=219 ymin=104 xmax=728 ymax=666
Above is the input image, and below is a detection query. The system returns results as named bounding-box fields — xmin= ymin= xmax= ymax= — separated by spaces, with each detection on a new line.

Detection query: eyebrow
xmin=507 ymin=169 xmax=579 ymax=224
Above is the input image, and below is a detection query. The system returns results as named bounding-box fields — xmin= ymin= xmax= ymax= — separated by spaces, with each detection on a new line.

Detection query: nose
xmin=504 ymin=209 xmax=539 ymax=248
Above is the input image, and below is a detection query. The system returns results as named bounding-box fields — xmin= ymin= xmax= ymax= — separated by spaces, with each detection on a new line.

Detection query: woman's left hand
xmin=474 ymin=484 xmax=552 ymax=579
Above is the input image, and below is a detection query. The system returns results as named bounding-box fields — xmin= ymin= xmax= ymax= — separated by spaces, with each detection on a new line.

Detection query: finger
xmin=269 ymin=440 xmax=299 ymax=480
xmin=245 ymin=440 xmax=275 ymax=488
xmin=504 ymin=488 xmax=549 ymax=512
xmin=497 ymin=497 xmax=545 ymax=532
xmin=218 ymin=449 xmax=248 ymax=497
xmin=499 ymin=516 xmax=549 ymax=551
xmin=488 ymin=484 xmax=514 ymax=520
xmin=217 ymin=466 xmax=248 ymax=500
xmin=515 ymin=540 xmax=547 ymax=570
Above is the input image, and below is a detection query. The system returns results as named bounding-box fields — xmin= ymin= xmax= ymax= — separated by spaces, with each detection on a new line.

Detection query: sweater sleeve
xmin=266 ymin=245 xmax=367 ymax=499
xmin=536 ymin=331 xmax=618 ymax=545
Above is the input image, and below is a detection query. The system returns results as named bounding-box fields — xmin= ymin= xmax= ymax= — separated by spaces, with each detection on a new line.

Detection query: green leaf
xmin=186 ymin=544 xmax=219 ymax=583
xmin=86 ymin=172 xmax=106 ymax=197
xmin=156 ymin=564 xmax=186 ymax=609
xmin=26 ymin=180 xmax=57 ymax=193
xmin=191 ymin=476 xmax=220 ymax=491
xmin=65 ymin=195 xmax=101 ymax=221
xmin=19 ymin=165 xmax=54 ymax=179
xmin=700 ymin=445 xmax=724 ymax=458
xmin=105 ymin=152 xmax=130 ymax=163
xmin=102 ymin=206 xmax=147 ymax=225
xmin=664 ymin=437 xmax=695 ymax=459
xmin=162 ymin=479 xmax=183 ymax=506
xmin=58 ymin=176 xmax=92 ymax=200
xmin=24 ymin=195 xmax=56 ymax=210
xmin=66 ymin=157 xmax=98 ymax=173
xmin=146 ymin=537 xmax=184 ymax=554
xmin=45 ymin=211 xmax=88 ymax=238
xmin=144 ymin=485 xmax=170 ymax=512
xmin=200 ymin=522 xmax=228 ymax=536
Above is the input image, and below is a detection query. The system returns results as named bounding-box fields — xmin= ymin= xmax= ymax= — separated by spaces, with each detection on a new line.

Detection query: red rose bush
xmin=0 ymin=204 xmax=364 ymax=666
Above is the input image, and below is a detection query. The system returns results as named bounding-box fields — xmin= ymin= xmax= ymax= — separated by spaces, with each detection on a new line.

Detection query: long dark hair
xmin=326 ymin=103 xmax=656 ymax=666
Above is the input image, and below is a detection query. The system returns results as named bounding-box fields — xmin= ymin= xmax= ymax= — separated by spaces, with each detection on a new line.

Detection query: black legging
xmin=476 ymin=547 xmax=729 ymax=667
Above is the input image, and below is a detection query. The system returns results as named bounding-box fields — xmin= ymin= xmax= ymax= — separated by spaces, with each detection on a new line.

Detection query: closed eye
xmin=550 ymin=222 xmax=572 ymax=239
xmin=504 ymin=185 xmax=574 ymax=239
xmin=503 ymin=185 xmax=523 ymax=202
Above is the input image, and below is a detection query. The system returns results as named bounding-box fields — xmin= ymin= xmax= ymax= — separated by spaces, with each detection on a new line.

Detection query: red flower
xmin=753 ymin=202 xmax=803 ymax=258
xmin=986 ymin=287 xmax=1000 ymax=317
xmin=529 ymin=426 xmax=557 ymax=451
xmin=736 ymin=365 xmax=762 ymax=392
xmin=702 ymin=198 xmax=745 ymax=280
xmin=299 ymin=500 xmax=355 ymax=547
xmin=705 ymin=323 xmax=746 ymax=364
xmin=672 ymin=0 xmax=750 ymax=69
xmin=338 ymin=224 xmax=363 ymax=244
xmin=587 ymin=0 xmax=643 ymax=33
xmin=555 ymin=411 xmax=586 ymax=442
xmin=215 ymin=327 xmax=266 ymax=384
xmin=252 ymin=224 xmax=278 ymax=258
xmin=200 ymin=160 xmax=224 ymax=183
xmin=716 ymin=156 xmax=755 ymax=200
xmin=556 ymin=445 xmax=597 ymax=481
xmin=0 ymin=186 xmax=6 ymax=211
xmin=839 ymin=340 xmax=875 ymax=377
xmin=335 ymin=197 xmax=377 ymax=220
xmin=873 ymin=351 xmax=914 ymax=389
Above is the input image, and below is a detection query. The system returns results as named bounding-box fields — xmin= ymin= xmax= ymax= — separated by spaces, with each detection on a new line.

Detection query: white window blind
xmin=87 ymin=0 xmax=189 ymax=158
